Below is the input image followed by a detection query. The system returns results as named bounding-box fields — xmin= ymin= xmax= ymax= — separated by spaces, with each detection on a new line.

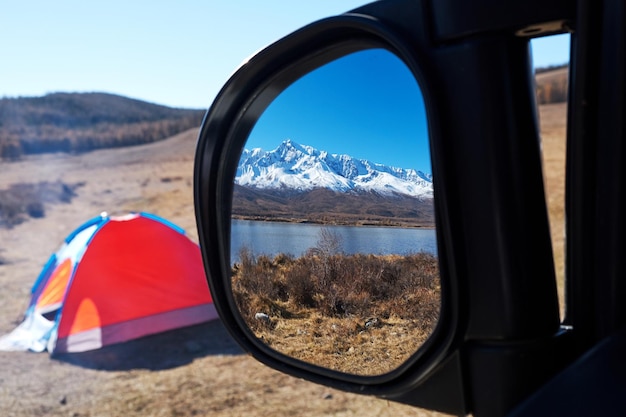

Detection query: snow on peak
xmin=236 ymin=139 xmax=433 ymax=198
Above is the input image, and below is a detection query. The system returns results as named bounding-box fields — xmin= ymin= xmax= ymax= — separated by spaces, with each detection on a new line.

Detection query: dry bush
xmin=0 ymin=181 xmax=81 ymax=228
xmin=230 ymin=235 xmax=441 ymax=374
xmin=284 ymin=260 xmax=316 ymax=308
xmin=233 ymin=248 xmax=440 ymax=322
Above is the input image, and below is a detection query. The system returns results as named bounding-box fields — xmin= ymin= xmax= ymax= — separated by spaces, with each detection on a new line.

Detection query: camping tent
xmin=0 ymin=212 xmax=217 ymax=354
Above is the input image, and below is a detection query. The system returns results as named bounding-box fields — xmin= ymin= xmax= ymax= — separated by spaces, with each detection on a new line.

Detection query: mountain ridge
xmin=233 ymin=140 xmax=435 ymax=227
xmin=237 ymin=139 xmax=433 ymax=199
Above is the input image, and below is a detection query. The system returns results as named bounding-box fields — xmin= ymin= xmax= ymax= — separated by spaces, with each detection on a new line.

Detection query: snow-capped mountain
xmin=236 ymin=139 xmax=433 ymax=199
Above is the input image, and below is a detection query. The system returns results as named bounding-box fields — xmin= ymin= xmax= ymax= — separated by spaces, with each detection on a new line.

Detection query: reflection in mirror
xmin=230 ymin=48 xmax=439 ymax=376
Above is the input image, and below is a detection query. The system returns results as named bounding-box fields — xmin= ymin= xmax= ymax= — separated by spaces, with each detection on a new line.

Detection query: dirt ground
xmin=0 ymin=128 xmax=450 ymax=416
xmin=537 ymin=102 xmax=567 ymax=314
xmin=0 ymin=98 xmax=566 ymax=416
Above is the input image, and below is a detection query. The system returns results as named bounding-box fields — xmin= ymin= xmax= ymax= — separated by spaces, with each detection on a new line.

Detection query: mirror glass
xmin=230 ymin=48 xmax=440 ymax=376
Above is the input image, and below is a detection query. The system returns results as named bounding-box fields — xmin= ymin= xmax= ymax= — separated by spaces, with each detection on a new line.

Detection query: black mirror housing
xmin=194 ymin=0 xmax=565 ymax=415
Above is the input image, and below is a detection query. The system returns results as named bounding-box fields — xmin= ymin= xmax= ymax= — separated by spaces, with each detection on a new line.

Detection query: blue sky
xmin=247 ymin=49 xmax=431 ymax=171
xmin=1 ymin=1 xmax=367 ymax=109
xmin=531 ymin=34 xmax=570 ymax=69
xmin=1 ymin=2 xmax=570 ymax=173
xmin=2 ymin=2 xmax=570 ymax=110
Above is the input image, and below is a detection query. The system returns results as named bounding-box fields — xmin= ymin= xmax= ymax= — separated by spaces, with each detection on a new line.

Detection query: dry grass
xmin=255 ymin=312 xmax=435 ymax=376
xmin=232 ymin=249 xmax=440 ymax=375
xmin=538 ymin=102 xmax=567 ymax=315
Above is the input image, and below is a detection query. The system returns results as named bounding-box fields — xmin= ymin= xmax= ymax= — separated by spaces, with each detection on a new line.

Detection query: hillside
xmin=233 ymin=185 xmax=435 ymax=227
xmin=0 ymin=92 xmax=204 ymax=159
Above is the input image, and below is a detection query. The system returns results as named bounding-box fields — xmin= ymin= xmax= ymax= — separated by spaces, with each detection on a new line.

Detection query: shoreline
xmin=230 ymin=215 xmax=436 ymax=230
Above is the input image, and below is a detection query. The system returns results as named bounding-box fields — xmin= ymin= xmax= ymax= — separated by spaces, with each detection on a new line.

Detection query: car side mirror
xmin=195 ymin=0 xmax=563 ymax=415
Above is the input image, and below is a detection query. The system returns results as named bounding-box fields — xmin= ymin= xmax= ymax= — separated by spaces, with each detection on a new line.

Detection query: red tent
xmin=0 ymin=212 xmax=217 ymax=354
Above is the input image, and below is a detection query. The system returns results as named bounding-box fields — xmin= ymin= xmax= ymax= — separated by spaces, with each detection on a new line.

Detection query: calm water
xmin=230 ymin=219 xmax=437 ymax=261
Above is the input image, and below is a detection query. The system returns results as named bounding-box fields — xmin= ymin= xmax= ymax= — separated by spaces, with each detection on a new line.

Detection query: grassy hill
xmin=0 ymin=92 xmax=204 ymax=159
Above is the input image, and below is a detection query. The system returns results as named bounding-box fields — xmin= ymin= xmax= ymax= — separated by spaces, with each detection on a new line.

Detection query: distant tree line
xmin=534 ymin=63 xmax=568 ymax=74
xmin=535 ymin=64 xmax=569 ymax=105
xmin=0 ymin=92 xmax=205 ymax=160
xmin=0 ymin=76 xmax=569 ymax=161
xmin=535 ymin=75 xmax=569 ymax=105
xmin=0 ymin=117 xmax=202 ymax=158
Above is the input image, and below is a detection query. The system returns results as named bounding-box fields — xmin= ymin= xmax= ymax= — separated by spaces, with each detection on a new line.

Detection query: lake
xmin=230 ymin=219 xmax=437 ymax=261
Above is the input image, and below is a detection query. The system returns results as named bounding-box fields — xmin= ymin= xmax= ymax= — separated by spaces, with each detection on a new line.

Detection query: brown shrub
xmin=232 ymin=247 xmax=441 ymax=326
xmin=0 ymin=182 xmax=79 ymax=228
xmin=230 ymin=244 xmax=442 ymax=375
